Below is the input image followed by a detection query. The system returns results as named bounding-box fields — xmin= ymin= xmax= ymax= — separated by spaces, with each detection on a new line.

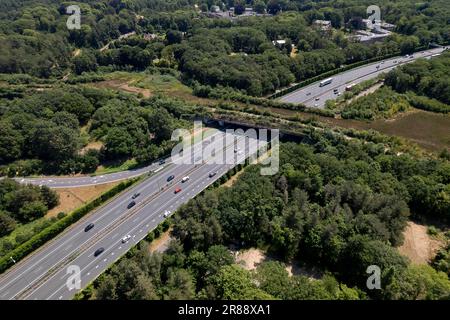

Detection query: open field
xmin=262 ymin=106 xmax=450 ymax=152
xmin=87 ymin=71 xmax=216 ymax=105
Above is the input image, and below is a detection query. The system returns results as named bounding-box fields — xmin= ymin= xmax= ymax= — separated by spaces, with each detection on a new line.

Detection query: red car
xmin=174 ymin=187 xmax=182 ymax=194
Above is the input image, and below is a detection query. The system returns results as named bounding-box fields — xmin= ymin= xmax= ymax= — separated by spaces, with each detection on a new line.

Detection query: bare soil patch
xmin=46 ymin=181 xmax=121 ymax=218
xmin=149 ymin=229 xmax=173 ymax=253
xmin=91 ymin=80 xmax=152 ymax=98
xmin=398 ymin=221 xmax=444 ymax=265
xmin=234 ymin=248 xmax=322 ymax=279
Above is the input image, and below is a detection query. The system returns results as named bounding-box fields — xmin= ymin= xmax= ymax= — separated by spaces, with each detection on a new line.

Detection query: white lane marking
xmin=111 ymin=233 xmax=119 ymax=239
xmin=27 ymin=136 xmax=244 ymax=298
xmin=103 ymin=259 xmax=107 ymax=262
xmin=118 ymin=246 xmax=122 ymax=250
xmin=111 ymin=252 xmax=114 ymax=256
xmin=1 ymin=291 xmax=10 ymax=298
xmin=95 ymin=265 xmax=99 ymax=269
xmin=59 ymin=296 xmax=63 ymax=300
xmin=87 ymin=272 xmax=90 ymax=276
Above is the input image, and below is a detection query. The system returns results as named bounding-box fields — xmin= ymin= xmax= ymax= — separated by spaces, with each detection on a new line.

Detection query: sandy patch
xmin=235 ymin=248 xmax=266 ymax=270
xmin=398 ymin=221 xmax=444 ymax=264
xmin=148 ymin=229 xmax=172 ymax=253
xmin=46 ymin=182 xmax=121 ymax=218
xmin=234 ymin=247 xmax=322 ymax=279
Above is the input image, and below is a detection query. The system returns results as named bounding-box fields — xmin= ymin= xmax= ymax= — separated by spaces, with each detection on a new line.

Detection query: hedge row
xmin=0 ymin=178 xmax=139 ymax=274
xmin=196 ymin=85 xmax=335 ymax=117
xmin=407 ymin=93 xmax=450 ymax=114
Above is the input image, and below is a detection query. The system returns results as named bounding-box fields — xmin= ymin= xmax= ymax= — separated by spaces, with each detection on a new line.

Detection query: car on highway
xmin=306 ymin=92 xmax=311 ymax=96
xmin=182 ymin=176 xmax=190 ymax=183
xmin=94 ymin=247 xmax=105 ymax=257
xmin=132 ymin=192 xmax=141 ymax=199
xmin=84 ymin=223 xmax=94 ymax=232
xmin=167 ymin=175 xmax=175 ymax=182
xmin=393 ymin=60 xmax=398 ymax=63
xmin=315 ymin=97 xmax=320 ymax=101
xmin=121 ymin=235 xmax=131 ymax=243
xmin=164 ymin=210 xmax=171 ymax=218
xmin=314 ymin=103 xmax=319 ymax=107
xmin=127 ymin=201 xmax=136 ymax=209
xmin=209 ymin=172 xmax=217 ymax=178
xmin=333 ymin=88 xmax=339 ymax=94
xmin=174 ymin=187 xmax=182 ymax=194
xmin=159 ymin=159 xmax=166 ymax=165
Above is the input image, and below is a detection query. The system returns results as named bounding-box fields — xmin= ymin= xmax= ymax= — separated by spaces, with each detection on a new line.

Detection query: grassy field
xmin=88 ymin=71 xmax=216 ymax=105
xmin=46 ymin=181 xmax=121 ymax=218
xmin=259 ymin=106 xmax=450 ymax=153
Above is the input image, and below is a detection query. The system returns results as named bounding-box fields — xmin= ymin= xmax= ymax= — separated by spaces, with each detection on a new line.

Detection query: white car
xmin=121 ymin=235 xmax=131 ymax=243
xmin=163 ymin=210 xmax=172 ymax=218
xmin=182 ymin=176 xmax=190 ymax=183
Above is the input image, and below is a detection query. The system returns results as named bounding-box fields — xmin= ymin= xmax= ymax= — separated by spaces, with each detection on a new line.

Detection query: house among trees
xmin=313 ymin=20 xmax=332 ymax=31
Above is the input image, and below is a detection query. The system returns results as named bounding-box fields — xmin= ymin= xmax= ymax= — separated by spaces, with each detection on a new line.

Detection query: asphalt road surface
xmin=10 ymin=129 xmax=221 ymax=188
xmin=278 ymin=47 xmax=447 ymax=108
xmin=0 ymin=130 xmax=267 ymax=300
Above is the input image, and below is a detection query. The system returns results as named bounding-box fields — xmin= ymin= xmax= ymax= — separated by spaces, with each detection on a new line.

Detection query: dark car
xmin=127 ymin=201 xmax=136 ymax=209
xmin=84 ymin=223 xmax=94 ymax=232
xmin=209 ymin=172 xmax=217 ymax=178
xmin=132 ymin=192 xmax=141 ymax=199
xmin=159 ymin=159 xmax=166 ymax=165
xmin=94 ymin=247 xmax=105 ymax=257
xmin=167 ymin=175 xmax=175 ymax=182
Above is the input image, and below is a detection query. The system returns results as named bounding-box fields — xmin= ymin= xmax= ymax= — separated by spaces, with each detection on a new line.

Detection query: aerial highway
xmin=10 ymin=129 xmax=218 ymax=189
xmin=278 ymin=47 xmax=446 ymax=108
xmin=0 ymin=129 xmax=266 ymax=300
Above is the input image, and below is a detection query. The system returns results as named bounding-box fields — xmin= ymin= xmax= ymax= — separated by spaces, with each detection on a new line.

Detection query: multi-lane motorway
xmin=0 ymin=129 xmax=266 ymax=300
xmin=278 ymin=47 xmax=447 ymax=108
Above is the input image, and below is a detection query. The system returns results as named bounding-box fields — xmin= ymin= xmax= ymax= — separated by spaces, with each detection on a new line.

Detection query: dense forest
xmin=0 ymin=86 xmax=191 ymax=176
xmin=0 ymin=178 xmax=58 ymax=237
xmin=80 ymin=130 xmax=450 ymax=300
xmin=1 ymin=0 xmax=449 ymax=95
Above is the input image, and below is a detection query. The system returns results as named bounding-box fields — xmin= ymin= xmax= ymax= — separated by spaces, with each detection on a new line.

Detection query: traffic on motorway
xmin=278 ymin=47 xmax=447 ymax=108
xmin=0 ymin=129 xmax=266 ymax=300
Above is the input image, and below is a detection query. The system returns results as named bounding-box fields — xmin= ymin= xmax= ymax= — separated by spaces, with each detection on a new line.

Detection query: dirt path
xmin=398 ymin=221 xmax=444 ymax=264
xmin=91 ymin=80 xmax=152 ymax=98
